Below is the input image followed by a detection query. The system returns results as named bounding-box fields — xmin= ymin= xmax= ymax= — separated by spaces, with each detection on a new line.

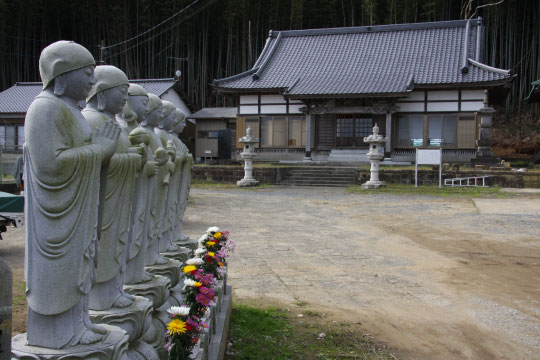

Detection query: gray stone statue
xmin=140 ymin=93 xmax=169 ymax=266
xmin=172 ymin=110 xmax=194 ymax=247
xmin=23 ymin=41 xmax=120 ymax=348
xmin=82 ymin=65 xmax=142 ymax=311
xmin=121 ymin=84 xmax=157 ymax=285
xmin=155 ymin=100 xmax=179 ymax=253
xmin=117 ymin=84 xmax=148 ymax=134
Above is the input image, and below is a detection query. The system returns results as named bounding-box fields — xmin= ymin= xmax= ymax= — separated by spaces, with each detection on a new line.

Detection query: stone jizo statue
xmin=24 ymin=40 xmax=120 ymax=348
xmin=155 ymin=100 xmax=179 ymax=253
xmin=140 ymin=93 xmax=169 ymax=266
xmin=118 ymin=83 xmax=149 ymax=134
xmin=82 ymin=65 xmax=143 ymax=311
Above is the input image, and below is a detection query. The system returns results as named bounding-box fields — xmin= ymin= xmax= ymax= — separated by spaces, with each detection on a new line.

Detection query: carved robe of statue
xmin=140 ymin=93 xmax=169 ymax=266
xmin=120 ymin=84 xmax=156 ymax=285
xmin=82 ymin=65 xmax=142 ymax=310
xmin=154 ymin=100 xmax=179 ymax=252
xmin=171 ymin=110 xmax=193 ymax=242
xmin=24 ymin=41 xmax=119 ymax=348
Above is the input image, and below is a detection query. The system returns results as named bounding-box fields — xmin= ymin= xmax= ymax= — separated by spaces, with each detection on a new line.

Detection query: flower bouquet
xmin=165 ymin=305 xmax=207 ymax=360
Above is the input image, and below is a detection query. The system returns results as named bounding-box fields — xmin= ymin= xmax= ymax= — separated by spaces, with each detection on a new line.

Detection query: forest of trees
xmin=0 ymin=0 xmax=538 ymax=117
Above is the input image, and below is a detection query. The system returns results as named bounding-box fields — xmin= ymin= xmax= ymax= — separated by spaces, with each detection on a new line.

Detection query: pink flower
xmin=164 ymin=338 xmax=174 ymax=352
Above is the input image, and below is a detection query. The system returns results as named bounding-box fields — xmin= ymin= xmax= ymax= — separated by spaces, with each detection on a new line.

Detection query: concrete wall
xmin=191 ymin=165 xmax=540 ymax=188
xmin=192 ymin=166 xmax=276 ymax=184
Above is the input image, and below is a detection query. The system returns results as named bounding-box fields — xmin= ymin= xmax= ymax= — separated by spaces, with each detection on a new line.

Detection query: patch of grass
xmin=13 ymin=280 xmax=26 ymax=306
xmin=191 ymin=181 xmax=273 ymax=190
xmin=226 ymin=304 xmax=396 ymax=360
xmin=346 ymin=184 xmax=512 ymax=198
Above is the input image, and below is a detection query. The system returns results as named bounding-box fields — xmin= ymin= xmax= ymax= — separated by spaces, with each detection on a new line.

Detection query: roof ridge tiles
xmin=468 ymin=58 xmax=511 ymax=75
xmin=130 ymin=78 xmax=175 ymax=82
xmin=271 ymin=18 xmax=481 ymax=38
xmin=253 ymin=32 xmax=282 ymax=80
xmin=213 ymin=69 xmax=257 ymax=85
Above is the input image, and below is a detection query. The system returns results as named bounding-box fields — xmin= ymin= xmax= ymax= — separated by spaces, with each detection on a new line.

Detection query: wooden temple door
xmin=335 ymin=115 xmax=374 ymax=147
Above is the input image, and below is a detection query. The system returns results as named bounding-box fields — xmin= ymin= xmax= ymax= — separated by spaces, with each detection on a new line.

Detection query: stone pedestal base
xmin=146 ymin=259 xmax=181 ymax=288
xmin=124 ymin=275 xmax=170 ymax=310
xmin=175 ymin=237 xmax=198 ymax=251
xmin=236 ymin=178 xmax=258 ymax=187
xmin=89 ymin=296 xmax=158 ymax=359
xmin=362 ymin=180 xmax=385 ymax=189
xmin=161 ymin=246 xmax=192 ymax=263
xmin=12 ymin=324 xmax=129 ymax=360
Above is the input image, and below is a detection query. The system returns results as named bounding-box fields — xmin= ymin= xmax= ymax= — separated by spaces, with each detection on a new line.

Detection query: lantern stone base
xmin=362 ymin=180 xmax=385 ymax=189
xmin=237 ymin=178 xmax=259 ymax=187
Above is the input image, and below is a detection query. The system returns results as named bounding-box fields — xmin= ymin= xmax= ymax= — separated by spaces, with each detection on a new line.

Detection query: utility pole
xmin=99 ymin=40 xmax=105 ymax=64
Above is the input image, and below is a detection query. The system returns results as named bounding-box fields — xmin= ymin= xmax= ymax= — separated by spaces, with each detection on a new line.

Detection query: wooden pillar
xmin=385 ymin=111 xmax=392 ymax=156
xmin=304 ymin=107 xmax=312 ymax=160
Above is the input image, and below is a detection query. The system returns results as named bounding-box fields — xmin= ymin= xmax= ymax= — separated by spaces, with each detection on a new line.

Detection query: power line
xmin=105 ymin=0 xmax=216 ymax=59
xmin=102 ymin=0 xmax=205 ymax=50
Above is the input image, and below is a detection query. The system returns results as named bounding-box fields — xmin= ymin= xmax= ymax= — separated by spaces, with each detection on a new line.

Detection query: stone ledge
xmin=207 ymin=285 xmax=232 ymax=360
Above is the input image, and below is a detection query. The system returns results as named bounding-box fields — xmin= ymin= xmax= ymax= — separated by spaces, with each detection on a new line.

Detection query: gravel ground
xmin=183 ymin=186 xmax=540 ymax=360
xmin=2 ymin=186 xmax=538 ymax=359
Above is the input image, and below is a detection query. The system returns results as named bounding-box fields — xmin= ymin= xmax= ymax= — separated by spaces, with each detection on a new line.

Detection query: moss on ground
xmin=226 ymin=304 xmax=396 ymax=360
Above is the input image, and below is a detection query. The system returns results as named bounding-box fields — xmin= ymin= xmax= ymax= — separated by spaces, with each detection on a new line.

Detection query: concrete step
xmin=278 ymin=166 xmax=357 ymax=186
xmin=278 ymin=181 xmax=352 ymax=187
xmin=279 ymin=178 xmax=355 ymax=185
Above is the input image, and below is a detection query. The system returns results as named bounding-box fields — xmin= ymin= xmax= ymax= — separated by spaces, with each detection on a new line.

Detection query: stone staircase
xmin=278 ymin=166 xmax=358 ymax=186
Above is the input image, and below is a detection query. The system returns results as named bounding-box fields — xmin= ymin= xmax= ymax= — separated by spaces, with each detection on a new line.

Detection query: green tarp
xmin=0 ymin=192 xmax=24 ymax=213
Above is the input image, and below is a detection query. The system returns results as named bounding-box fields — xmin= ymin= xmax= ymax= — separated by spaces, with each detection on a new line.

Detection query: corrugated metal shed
xmin=213 ymin=19 xmax=512 ymax=98
xmin=130 ymin=79 xmax=176 ymax=97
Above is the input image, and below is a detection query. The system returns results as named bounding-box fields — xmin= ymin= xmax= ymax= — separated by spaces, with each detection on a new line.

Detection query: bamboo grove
xmin=0 ymin=0 xmax=538 ymax=117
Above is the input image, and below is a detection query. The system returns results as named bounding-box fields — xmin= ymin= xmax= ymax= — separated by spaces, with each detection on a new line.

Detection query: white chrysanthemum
xmin=206 ymin=226 xmax=220 ymax=234
xmin=186 ymin=257 xmax=204 ymax=265
xmin=167 ymin=305 xmax=190 ymax=316
xmin=184 ymin=278 xmax=196 ymax=287
xmin=198 ymin=234 xmax=208 ymax=246
xmin=194 ymin=248 xmax=206 ymax=256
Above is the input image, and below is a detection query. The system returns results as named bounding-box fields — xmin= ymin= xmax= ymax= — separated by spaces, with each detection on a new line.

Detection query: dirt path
xmin=2 ymin=187 xmax=539 ymax=359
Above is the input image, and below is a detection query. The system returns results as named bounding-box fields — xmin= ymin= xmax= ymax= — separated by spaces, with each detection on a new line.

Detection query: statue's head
xmin=145 ymin=93 xmax=163 ymax=127
xmin=124 ymin=84 xmax=149 ymax=124
xmin=173 ymin=109 xmax=187 ymax=135
xmin=86 ymin=65 xmax=129 ymax=115
xmin=39 ymin=41 xmax=96 ymax=100
xmin=160 ymin=100 xmax=177 ymax=130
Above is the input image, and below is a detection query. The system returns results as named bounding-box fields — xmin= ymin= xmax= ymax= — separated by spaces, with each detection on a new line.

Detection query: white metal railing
xmin=444 ymin=176 xmax=490 ymax=187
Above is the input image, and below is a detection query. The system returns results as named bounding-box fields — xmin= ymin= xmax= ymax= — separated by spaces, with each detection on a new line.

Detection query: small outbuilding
xmin=188 ymin=107 xmax=237 ymax=161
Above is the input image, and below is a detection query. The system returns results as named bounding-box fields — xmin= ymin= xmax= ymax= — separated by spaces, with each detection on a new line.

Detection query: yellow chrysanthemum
xmin=208 ymin=252 xmax=215 ymax=257
xmin=214 ymin=232 xmax=222 ymax=239
xmin=167 ymin=318 xmax=187 ymax=335
xmin=218 ymin=262 xmax=225 ymax=267
xmin=206 ymin=241 xmax=216 ymax=246
xmin=193 ymin=281 xmax=202 ymax=287
xmin=183 ymin=265 xmax=197 ymax=274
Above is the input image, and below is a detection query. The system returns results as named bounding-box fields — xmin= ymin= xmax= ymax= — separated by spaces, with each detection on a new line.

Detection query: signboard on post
xmin=416 ymin=149 xmax=442 ymax=188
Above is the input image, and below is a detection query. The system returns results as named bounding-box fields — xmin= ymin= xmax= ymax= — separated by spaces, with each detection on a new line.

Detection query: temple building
xmin=212 ymin=18 xmax=514 ymax=163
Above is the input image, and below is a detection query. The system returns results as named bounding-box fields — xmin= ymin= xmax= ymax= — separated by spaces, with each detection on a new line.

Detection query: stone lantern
xmin=362 ymin=123 xmax=387 ymax=189
xmin=237 ymin=127 xmax=259 ymax=187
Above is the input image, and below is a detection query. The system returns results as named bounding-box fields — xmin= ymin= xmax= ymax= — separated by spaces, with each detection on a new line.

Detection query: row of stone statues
xmin=13 ymin=40 xmax=196 ymax=359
